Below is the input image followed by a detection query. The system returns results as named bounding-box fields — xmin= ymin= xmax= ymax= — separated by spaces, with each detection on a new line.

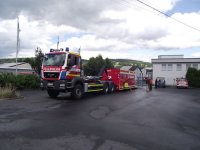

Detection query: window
xmin=167 ymin=64 xmax=172 ymax=71
xmin=177 ymin=64 xmax=182 ymax=71
xmin=74 ymin=56 xmax=81 ymax=66
xmin=43 ymin=53 xmax=66 ymax=66
xmin=186 ymin=64 xmax=192 ymax=70
xmin=67 ymin=55 xmax=81 ymax=67
xmin=162 ymin=64 xmax=166 ymax=71
xmin=193 ymin=64 xmax=198 ymax=70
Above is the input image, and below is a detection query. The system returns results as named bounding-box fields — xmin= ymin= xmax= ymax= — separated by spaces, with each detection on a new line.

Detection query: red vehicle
xmin=101 ymin=68 xmax=136 ymax=91
xmin=40 ymin=48 xmax=136 ymax=99
xmin=176 ymin=78 xmax=189 ymax=88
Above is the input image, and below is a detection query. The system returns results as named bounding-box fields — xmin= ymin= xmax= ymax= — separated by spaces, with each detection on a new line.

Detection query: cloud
xmin=192 ymin=52 xmax=200 ymax=58
xmin=0 ymin=15 xmax=81 ymax=58
xmin=0 ymin=0 xmax=200 ymax=61
xmin=0 ymin=0 xmax=116 ymax=29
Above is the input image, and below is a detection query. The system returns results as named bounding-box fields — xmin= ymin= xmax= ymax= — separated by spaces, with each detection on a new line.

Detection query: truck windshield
xmin=43 ymin=53 xmax=66 ymax=66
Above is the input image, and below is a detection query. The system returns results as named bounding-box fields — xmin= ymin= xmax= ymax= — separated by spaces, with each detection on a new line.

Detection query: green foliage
xmin=15 ymin=74 xmax=40 ymax=89
xmin=186 ymin=68 xmax=200 ymax=87
xmin=24 ymin=57 xmax=35 ymax=68
xmin=34 ymin=47 xmax=44 ymax=75
xmin=111 ymin=59 xmax=151 ymax=68
xmin=83 ymin=55 xmax=114 ymax=76
xmin=83 ymin=58 xmax=151 ymax=68
xmin=0 ymin=73 xmax=16 ymax=87
xmin=0 ymin=73 xmax=40 ymax=89
xmin=105 ymin=58 xmax=114 ymax=68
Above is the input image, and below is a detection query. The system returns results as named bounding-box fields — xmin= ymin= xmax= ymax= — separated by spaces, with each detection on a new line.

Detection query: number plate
xmin=47 ymin=83 xmax=53 ymax=86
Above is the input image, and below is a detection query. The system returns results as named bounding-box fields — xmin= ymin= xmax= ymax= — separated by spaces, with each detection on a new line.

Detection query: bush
xmin=15 ymin=74 xmax=40 ymax=89
xmin=0 ymin=73 xmax=16 ymax=87
xmin=186 ymin=68 xmax=200 ymax=88
xmin=0 ymin=73 xmax=40 ymax=89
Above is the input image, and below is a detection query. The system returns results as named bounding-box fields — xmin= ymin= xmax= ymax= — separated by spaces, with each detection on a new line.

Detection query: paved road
xmin=0 ymin=88 xmax=200 ymax=150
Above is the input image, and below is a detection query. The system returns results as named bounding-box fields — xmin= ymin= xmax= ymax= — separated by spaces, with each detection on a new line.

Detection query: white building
xmin=152 ymin=55 xmax=200 ymax=86
xmin=0 ymin=62 xmax=34 ymax=74
xmin=141 ymin=67 xmax=152 ymax=79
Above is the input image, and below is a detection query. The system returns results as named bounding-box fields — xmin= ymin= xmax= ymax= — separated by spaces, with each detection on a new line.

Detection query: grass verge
xmin=0 ymin=84 xmax=20 ymax=100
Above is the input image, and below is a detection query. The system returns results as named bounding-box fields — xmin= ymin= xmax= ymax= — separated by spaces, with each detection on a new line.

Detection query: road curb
xmin=0 ymin=96 xmax=24 ymax=101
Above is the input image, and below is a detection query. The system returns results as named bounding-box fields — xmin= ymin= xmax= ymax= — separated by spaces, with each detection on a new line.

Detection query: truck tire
xmin=109 ymin=83 xmax=115 ymax=93
xmin=103 ymin=83 xmax=109 ymax=94
xmin=47 ymin=90 xmax=59 ymax=98
xmin=71 ymin=84 xmax=83 ymax=99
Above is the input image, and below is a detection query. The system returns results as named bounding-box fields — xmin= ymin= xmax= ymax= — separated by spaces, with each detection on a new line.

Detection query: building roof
xmin=0 ymin=62 xmax=32 ymax=70
xmin=158 ymin=55 xmax=184 ymax=59
xmin=121 ymin=65 xmax=143 ymax=71
xmin=120 ymin=66 xmax=132 ymax=70
xmin=142 ymin=67 xmax=152 ymax=70
xmin=152 ymin=58 xmax=200 ymax=63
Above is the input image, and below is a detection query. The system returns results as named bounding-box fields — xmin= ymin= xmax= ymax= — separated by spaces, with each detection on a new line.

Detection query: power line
xmin=133 ymin=0 xmax=200 ymax=33
xmin=114 ymin=0 xmax=200 ymax=33
xmin=114 ymin=0 xmax=157 ymax=15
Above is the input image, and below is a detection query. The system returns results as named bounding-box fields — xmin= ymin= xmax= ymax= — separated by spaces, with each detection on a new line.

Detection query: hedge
xmin=186 ymin=68 xmax=200 ymax=88
xmin=0 ymin=73 xmax=40 ymax=89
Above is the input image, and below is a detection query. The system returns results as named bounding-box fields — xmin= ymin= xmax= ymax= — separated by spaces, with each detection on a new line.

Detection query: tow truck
xmin=40 ymin=47 xmax=136 ymax=99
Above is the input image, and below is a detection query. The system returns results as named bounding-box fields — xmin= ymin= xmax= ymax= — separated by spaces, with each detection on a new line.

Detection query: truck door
xmin=66 ymin=54 xmax=81 ymax=79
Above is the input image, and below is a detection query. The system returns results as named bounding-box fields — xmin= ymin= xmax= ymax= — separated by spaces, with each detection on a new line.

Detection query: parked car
xmin=155 ymin=77 xmax=166 ymax=88
xmin=176 ymin=78 xmax=188 ymax=88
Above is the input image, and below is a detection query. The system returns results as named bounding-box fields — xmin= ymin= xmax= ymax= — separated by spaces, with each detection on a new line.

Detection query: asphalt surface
xmin=0 ymin=87 xmax=200 ymax=150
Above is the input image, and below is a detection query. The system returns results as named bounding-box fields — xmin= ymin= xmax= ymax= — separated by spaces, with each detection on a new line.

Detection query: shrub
xmin=15 ymin=74 xmax=40 ymax=89
xmin=24 ymin=74 xmax=40 ymax=88
xmin=186 ymin=68 xmax=200 ymax=88
xmin=0 ymin=73 xmax=16 ymax=87
xmin=0 ymin=73 xmax=40 ymax=89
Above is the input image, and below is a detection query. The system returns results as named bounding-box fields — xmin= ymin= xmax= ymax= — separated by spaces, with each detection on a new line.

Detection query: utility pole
xmin=16 ymin=17 xmax=20 ymax=75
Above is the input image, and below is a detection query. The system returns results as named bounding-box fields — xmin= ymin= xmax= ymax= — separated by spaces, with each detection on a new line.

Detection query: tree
xmin=24 ymin=57 xmax=35 ymax=68
xmin=24 ymin=47 xmax=44 ymax=75
xmin=83 ymin=55 xmax=114 ymax=76
xmin=104 ymin=58 xmax=113 ymax=68
xmin=186 ymin=67 xmax=200 ymax=87
xmin=34 ymin=47 xmax=44 ymax=75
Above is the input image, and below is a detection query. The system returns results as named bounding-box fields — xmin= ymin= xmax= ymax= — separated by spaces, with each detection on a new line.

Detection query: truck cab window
xmin=75 ymin=57 xmax=80 ymax=66
xmin=67 ymin=54 xmax=74 ymax=67
xmin=67 ymin=55 xmax=80 ymax=67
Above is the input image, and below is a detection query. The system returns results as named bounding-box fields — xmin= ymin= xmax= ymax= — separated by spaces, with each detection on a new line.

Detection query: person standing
xmin=145 ymin=77 xmax=150 ymax=91
xmin=155 ymin=78 xmax=158 ymax=88
xmin=149 ymin=78 xmax=153 ymax=91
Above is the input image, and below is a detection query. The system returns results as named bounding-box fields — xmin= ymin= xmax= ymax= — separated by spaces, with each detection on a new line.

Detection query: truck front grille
xmin=44 ymin=72 xmax=60 ymax=78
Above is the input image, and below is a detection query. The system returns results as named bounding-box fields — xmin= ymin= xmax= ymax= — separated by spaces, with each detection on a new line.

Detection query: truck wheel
xmin=47 ymin=90 xmax=59 ymax=98
xmin=71 ymin=84 xmax=83 ymax=99
xmin=109 ymin=83 xmax=115 ymax=93
xmin=103 ymin=83 xmax=109 ymax=94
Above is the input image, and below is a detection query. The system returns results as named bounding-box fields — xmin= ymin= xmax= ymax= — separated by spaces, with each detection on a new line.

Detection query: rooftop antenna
xmin=78 ymin=46 xmax=81 ymax=54
xmin=57 ymin=36 xmax=59 ymax=49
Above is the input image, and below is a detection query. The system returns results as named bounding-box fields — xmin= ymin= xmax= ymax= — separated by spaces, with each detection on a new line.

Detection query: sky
xmin=0 ymin=0 xmax=200 ymax=62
